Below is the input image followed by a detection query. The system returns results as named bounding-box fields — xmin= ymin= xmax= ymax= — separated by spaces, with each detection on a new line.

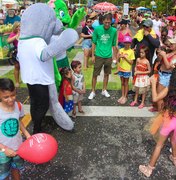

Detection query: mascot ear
xmin=53 ymin=19 xmax=63 ymax=35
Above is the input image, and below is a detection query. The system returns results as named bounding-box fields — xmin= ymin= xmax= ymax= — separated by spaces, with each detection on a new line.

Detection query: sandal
xmin=169 ymin=154 xmax=176 ymax=166
xmin=138 ymin=104 xmax=144 ymax=109
xmin=130 ymin=101 xmax=137 ymax=106
xmin=72 ymin=111 xmax=76 ymax=118
xmin=139 ymin=165 xmax=155 ymax=177
xmin=78 ymin=110 xmax=85 ymax=114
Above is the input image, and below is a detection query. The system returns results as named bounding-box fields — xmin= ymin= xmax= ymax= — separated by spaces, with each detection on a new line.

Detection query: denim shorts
xmin=159 ymin=71 xmax=172 ymax=87
xmin=0 ymin=151 xmax=24 ymax=180
xmin=118 ymin=71 xmax=131 ymax=78
xmin=82 ymin=39 xmax=92 ymax=49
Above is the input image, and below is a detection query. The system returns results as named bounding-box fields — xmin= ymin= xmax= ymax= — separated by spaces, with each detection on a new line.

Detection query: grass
xmin=1 ymin=48 xmax=132 ymax=90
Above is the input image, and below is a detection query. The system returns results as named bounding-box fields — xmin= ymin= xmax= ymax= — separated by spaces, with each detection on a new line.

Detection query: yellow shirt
xmin=119 ymin=48 xmax=135 ymax=72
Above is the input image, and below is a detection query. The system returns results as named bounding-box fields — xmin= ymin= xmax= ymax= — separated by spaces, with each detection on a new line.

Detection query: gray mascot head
xmin=20 ymin=3 xmax=63 ymax=44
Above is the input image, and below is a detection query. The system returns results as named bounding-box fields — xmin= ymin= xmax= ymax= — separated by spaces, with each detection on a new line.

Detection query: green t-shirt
xmin=92 ymin=25 xmax=117 ymax=58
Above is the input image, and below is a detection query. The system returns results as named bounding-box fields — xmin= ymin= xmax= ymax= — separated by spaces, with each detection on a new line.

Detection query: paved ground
xmin=1 ymin=56 xmax=176 ymax=179
xmin=21 ymin=116 xmax=176 ymax=180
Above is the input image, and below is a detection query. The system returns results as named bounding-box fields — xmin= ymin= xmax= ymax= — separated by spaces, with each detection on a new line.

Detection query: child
xmin=0 ymin=78 xmax=31 ymax=180
xmin=59 ymin=67 xmax=73 ymax=114
xmin=117 ymin=36 xmax=135 ymax=104
xmin=130 ymin=46 xmax=151 ymax=109
xmin=139 ymin=68 xmax=176 ymax=177
xmin=71 ymin=60 xmax=86 ymax=118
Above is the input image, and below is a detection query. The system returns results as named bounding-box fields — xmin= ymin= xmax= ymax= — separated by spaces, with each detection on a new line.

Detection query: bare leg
xmin=92 ymin=76 xmax=97 ymax=92
xmin=14 ymin=62 xmax=20 ymax=87
xmin=124 ymin=78 xmax=129 ymax=98
xmin=118 ymin=77 xmax=124 ymax=102
xmin=156 ymin=83 xmax=165 ymax=111
xmin=73 ymin=103 xmax=76 ymax=114
xmin=149 ymin=134 xmax=168 ymax=167
xmin=78 ymin=101 xmax=84 ymax=113
xmin=134 ymin=88 xmax=139 ymax=103
xmin=11 ymin=169 xmax=20 ymax=180
xmin=140 ymin=93 xmax=146 ymax=106
xmin=102 ymin=74 xmax=109 ymax=91
xmin=83 ymin=49 xmax=90 ymax=69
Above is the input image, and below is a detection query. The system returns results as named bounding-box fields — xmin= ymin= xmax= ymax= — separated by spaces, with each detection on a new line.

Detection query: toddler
xmin=71 ymin=60 xmax=86 ymax=118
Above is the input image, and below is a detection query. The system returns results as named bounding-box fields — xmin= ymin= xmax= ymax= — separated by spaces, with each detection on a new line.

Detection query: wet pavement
xmin=21 ymin=116 xmax=176 ymax=180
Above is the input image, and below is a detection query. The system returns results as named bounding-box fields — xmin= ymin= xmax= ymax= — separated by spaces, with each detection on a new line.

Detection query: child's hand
xmin=82 ymin=89 xmax=86 ymax=94
xmin=65 ymin=96 xmax=69 ymax=102
xmin=4 ymin=147 xmax=17 ymax=157
xmin=134 ymin=71 xmax=138 ymax=75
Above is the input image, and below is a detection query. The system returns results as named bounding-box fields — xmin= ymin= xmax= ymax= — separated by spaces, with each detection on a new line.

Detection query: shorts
xmin=160 ymin=117 xmax=176 ymax=140
xmin=159 ymin=71 xmax=172 ymax=87
xmin=93 ymin=56 xmax=112 ymax=77
xmin=73 ymin=94 xmax=83 ymax=104
xmin=82 ymin=39 xmax=92 ymax=50
xmin=118 ymin=71 xmax=131 ymax=78
xmin=0 ymin=152 xmax=24 ymax=180
xmin=56 ymin=57 xmax=69 ymax=68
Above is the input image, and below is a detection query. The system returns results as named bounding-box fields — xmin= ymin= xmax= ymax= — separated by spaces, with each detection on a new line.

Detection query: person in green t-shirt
xmin=88 ymin=13 xmax=117 ymax=100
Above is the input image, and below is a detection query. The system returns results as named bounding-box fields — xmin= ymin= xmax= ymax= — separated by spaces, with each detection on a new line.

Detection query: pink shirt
xmin=9 ymin=32 xmax=18 ymax=47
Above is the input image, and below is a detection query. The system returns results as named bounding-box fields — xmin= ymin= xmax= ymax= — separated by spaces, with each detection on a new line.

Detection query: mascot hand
xmin=41 ymin=29 xmax=78 ymax=61
xmin=68 ymin=7 xmax=86 ymax=29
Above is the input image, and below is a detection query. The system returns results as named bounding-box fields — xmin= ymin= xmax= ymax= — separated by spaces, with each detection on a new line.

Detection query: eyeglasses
xmin=87 ymin=21 xmax=92 ymax=23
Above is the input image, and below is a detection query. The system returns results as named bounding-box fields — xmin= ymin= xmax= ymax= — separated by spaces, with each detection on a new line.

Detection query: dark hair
xmin=60 ymin=67 xmax=71 ymax=80
xmin=0 ymin=78 xmax=15 ymax=92
xmin=71 ymin=60 xmax=81 ymax=70
xmin=163 ymin=68 xmax=176 ymax=116
xmin=140 ymin=45 xmax=150 ymax=60
xmin=103 ymin=13 xmax=112 ymax=21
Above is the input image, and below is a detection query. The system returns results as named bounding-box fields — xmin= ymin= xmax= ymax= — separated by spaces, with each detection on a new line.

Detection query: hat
xmin=123 ymin=36 xmax=132 ymax=43
xmin=143 ymin=19 xmax=153 ymax=27
xmin=89 ymin=11 xmax=98 ymax=19
xmin=168 ymin=38 xmax=176 ymax=44
xmin=118 ymin=19 xmax=128 ymax=25
xmin=144 ymin=13 xmax=151 ymax=17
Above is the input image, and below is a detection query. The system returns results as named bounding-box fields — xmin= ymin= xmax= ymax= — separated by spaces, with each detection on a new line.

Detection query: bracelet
xmin=1 ymin=146 xmax=7 ymax=152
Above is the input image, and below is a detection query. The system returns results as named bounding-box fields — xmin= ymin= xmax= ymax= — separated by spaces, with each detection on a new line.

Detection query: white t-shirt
xmin=152 ymin=19 xmax=162 ymax=33
xmin=0 ymin=102 xmax=24 ymax=151
xmin=17 ymin=38 xmax=54 ymax=85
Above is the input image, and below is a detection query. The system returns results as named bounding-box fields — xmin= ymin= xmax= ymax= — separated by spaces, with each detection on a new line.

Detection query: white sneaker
xmin=88 ymin=91 xmax=95 ymax=100
xmin=101 ymin=90 xmax=110 ymax=97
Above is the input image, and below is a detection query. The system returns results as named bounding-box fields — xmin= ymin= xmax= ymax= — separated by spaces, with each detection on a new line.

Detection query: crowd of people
xmin=0 ymin=2 xmax=176 ymax=179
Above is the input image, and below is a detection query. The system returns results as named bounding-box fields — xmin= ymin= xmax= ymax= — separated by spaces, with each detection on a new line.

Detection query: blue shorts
xmin=82 ymin=39 xmax=92 ymax=49
xmin=0 ymin=152 xmax=24 ymax=180
xmin=118 ymin=71 xmax=131 ymax=78
xmin=159 ymin=71 xmax=172 ymax=87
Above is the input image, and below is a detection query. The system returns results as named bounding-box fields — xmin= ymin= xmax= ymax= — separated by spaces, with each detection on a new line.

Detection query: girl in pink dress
xmin=139 ymin=68 xmax=176 ymax=177
xmin=7 ymin=22 xmax=20 ymax=87
xmin=130 ymin=46 xmax=151 ymax=109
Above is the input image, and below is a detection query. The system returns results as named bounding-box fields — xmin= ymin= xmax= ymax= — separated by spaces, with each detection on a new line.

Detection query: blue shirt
xmin=4 ymin=15 xmax=21 ymax=24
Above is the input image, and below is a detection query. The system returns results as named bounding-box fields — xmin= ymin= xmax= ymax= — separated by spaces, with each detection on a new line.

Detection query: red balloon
xmin=17 ymin=133 xmax=58 ymax=164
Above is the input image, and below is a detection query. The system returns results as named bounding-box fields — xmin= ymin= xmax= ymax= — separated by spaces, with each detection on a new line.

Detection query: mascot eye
xmin=59 ymin=11 xmax=65 ymax=18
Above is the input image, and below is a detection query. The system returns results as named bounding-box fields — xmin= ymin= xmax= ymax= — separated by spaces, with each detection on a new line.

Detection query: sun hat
xmin=143 ymin=19 xmax=153 ymax=27
xmin=123 ymin=36 xmax=132 ymax=43
xmin=89 ymin=11 xmax=98 ymax=19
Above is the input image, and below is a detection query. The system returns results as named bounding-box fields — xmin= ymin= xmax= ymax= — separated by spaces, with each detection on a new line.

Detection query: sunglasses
xmin=143 ymin=25 xmax=150 ymax=28
xmin=87 ymin=21 xmax=92 ymax=23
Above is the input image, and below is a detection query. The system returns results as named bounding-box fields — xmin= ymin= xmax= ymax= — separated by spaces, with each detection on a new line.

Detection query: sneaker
xmin=88 ymin=91 xmax=95 ymax=100
xmin=101 ymin=90 xmax=110 ymax=98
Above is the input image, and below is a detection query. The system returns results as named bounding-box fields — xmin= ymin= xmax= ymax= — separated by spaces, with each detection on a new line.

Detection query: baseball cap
xmin=168 ymin=38 xmax=176 ymax=44
xmin=123 ymin=36 xmax=132 ymax=43
xmin=143 ymin=19 xmax=153 ymax=27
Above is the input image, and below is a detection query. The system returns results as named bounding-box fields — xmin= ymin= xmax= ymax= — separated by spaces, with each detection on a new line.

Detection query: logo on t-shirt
xmin=100 ymin=34 xmax=110 ymax=44
xmin=1 ymin=118 xmax=19 ymax=137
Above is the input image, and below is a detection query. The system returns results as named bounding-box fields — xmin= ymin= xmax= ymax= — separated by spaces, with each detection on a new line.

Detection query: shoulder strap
xmin=17 ymin=102 xmax=22 ymax=112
